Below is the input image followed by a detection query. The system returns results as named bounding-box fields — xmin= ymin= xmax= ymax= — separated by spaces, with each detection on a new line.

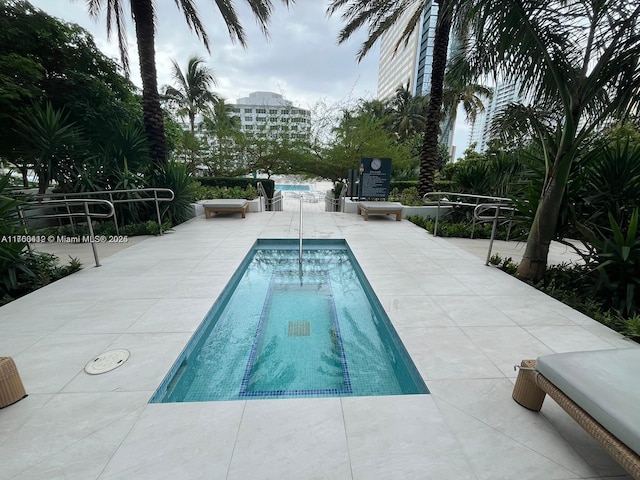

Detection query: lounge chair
xmin=201 ymin=199 xmax=249 ymax=219
xmin=0 ymin=357 xmax=27 ymax=408
xmin=512 ymin=348 xmax=640 ymax=479
xmin=356 ymin=201 xmax=403 ymax=221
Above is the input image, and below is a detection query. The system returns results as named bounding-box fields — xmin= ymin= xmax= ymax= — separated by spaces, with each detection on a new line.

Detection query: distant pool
xmin=151 ymin=239 xmax=428 ymax=402
xmin=275 ymin=184 xmax=311 ymax=191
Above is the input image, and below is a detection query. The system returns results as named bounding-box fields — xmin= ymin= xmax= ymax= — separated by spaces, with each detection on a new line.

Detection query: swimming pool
xmin=151 ymin=239 xmax=428 ymax=402
xmin=275 ymin=184 xmax=311 ymax=191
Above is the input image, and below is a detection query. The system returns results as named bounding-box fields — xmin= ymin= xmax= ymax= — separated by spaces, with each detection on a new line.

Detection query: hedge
xmin=197 ymin=177 xmax=275 ymax=199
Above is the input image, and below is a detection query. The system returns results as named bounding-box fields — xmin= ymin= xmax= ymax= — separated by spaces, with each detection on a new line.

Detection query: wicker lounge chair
xmin=356 ymin=201 xmax=403 ymax=221
xmin=513 ymin=349 xmax=640 ymax=479
xmin=201 ymin=199 xmax=249 ymax=219
xmin=0 ymin=357 xmax=27 ymax=408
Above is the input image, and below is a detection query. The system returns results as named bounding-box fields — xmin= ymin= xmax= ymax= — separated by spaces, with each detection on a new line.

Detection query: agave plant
xmin=578 ymin=209 xmax=640 ymax=315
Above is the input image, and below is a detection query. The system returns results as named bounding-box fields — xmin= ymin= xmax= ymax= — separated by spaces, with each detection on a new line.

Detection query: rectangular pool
xmin=151 ymin=239 xmax=428 ymax=402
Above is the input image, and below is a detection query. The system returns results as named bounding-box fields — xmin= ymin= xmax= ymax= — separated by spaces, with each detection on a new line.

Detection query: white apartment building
xmin=468 ymin=79 xmax=527 ymax=152
xmin=229 ymin=91 xmax=311 ymax=141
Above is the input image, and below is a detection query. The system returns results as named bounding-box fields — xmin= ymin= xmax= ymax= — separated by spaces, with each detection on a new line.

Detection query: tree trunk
xmin=516 ymin=151 xmax=574 ymax=282
xmin=130 ymin=0 xmax=167 ymax=168
xmin=516 ymin=180 xmax=563 ymax=282
xmin=418 ymin=0 xmax=452 ymax=196
xmin=20 ymin=166 xmax=28 ymax=188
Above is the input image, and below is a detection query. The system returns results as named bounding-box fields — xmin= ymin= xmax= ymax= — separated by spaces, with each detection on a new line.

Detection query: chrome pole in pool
xmin=298 ymin=195 xmax=303 ymax=264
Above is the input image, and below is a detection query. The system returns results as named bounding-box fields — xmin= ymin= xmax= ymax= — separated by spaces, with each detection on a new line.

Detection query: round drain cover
xmin=84 ymin=349 xmax=130 ymax=375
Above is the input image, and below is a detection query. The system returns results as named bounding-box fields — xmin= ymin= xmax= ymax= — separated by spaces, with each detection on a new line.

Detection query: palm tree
xmin=459 ymin=0 xmax=640 ymax=281
xmin=441 ymin=60 xmax=492 ymax=145
xmin=387 ymin=83 xmax=428 ymax=141
xmin=328 ymin=0 xmax=461 ymax=195
xmin=164 ymin=56 xmax=218 ymax=135
xmin=84 ymin=0 xmax=295 ymax=168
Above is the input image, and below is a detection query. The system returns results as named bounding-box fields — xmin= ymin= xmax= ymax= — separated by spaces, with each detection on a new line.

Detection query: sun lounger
xmin=513 ymin=348 xmax=640 ymax=479
xmin=201 ymin=199 xmax=249 ymax=219
xmin=357 ymin=201 xmax=403 ymax=221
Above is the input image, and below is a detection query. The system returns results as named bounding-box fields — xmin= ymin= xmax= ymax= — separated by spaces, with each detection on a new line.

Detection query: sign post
xmin=358 ymin=158 xmax=392 ymax=200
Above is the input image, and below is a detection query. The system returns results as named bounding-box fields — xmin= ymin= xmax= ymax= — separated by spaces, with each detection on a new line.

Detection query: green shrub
xmin=392 ymin=187 xmax=422 ymax=206
xmin=578 ymin=209 xmax=640 ymax=315
xmin=407 ymin=216 xmax=512 ymax=239
xmin=151 ymin=161 xmax=196 ymax=226
xmin=193 ymin=184 xmax=257 ymax=201
xmin=1 ymin=252 xmax=82 ymax=305
xmin=36 ymin=220 xmax=171 ymax=239
xmin=198 ymin=177 xmax=275 ymax=199
xmin=389 ymin=180 xmax=418 ymax=192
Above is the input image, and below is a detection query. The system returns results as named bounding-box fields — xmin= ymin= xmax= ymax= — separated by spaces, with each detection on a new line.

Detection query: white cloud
xmin=26 ymin=0 xmax=469 ymax=154
xmin=29 ymin=0 xmax=378 ymax=107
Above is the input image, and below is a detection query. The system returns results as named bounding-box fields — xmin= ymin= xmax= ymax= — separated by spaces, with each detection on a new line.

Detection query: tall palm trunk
xmin=130 ymin=0 xmax=167 ymax=168
xmin=418 ymin=0 xmax=452 ymax=196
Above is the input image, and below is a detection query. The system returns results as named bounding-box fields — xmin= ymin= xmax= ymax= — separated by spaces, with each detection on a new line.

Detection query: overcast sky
xmin=28 ymin=0 xmax=470 ymax=156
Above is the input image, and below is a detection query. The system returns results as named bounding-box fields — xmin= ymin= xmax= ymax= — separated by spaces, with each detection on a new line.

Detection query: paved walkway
xmin=1 ymin=208 xmax=636 ymax=480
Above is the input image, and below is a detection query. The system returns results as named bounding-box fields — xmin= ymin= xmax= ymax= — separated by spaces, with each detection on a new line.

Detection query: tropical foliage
xmin=163 ymin=56 xmax=219 ymax=135
xmin=84 ymin=0 xmax=297 ymax=167
xmin=328 ymin=0 xmax=464 ymax=195
xmin=0 ymin=0 xmax=140 ymax=185
xmin=456 ymin=0 xmax=640 ymax=282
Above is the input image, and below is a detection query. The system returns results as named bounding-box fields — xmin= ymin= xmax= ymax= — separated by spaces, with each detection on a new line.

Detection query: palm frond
xmin=328 ymin=0 xmax=422 ymax=62
xmin=174 ymin=0 xmax=211 ymax=51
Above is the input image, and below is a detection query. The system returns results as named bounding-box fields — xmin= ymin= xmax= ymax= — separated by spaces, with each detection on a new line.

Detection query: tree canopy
xmin=0 ymin=0 xmax=140 ymax=168
xmin=457 ymin=0 xmax=640 ymax=281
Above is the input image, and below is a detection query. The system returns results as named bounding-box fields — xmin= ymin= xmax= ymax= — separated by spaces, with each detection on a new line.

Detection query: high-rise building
xmin=468 ymin=79 xmax=527 ymax=152
xmin=377 ymin=3 xmax=458 ymax=154
xmin=414 ymin=3 xmax=439 ymax=97
xmin=377 ymin=8 xmax=422 ymax=100
xmin=229 ymin=91 xmax=311 ymax=141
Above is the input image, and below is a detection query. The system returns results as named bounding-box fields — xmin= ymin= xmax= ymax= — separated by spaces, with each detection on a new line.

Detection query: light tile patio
xmin=0 ymin=208 xmax=637 ymax=479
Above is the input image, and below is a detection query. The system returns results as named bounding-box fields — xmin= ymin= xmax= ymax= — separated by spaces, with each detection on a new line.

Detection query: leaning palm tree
xmin=458 ymin=0 xmax=640 ymax=282
xmin=164 ymin=56 xmax=219 ymax=135
xmin=84 ymin=0 xmax=295 ymax=168
xmin=328 ymin=0 xmax=461 ymax=195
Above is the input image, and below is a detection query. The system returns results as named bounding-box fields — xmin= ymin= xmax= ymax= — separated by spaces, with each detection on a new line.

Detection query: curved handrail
xmin=30 ymin=188 xmax=175 ymax=202
xmin=473 ymin=203 xmax=518 ymax=265
xmin=18 ymin=198 xmax=116 ymax=267
xmin=26 ymin=188 xmax=174 ymax=235
xmin=21 ymin=199 xmax=115 ymax=219
xmin=422 ymin=191 xmax=512 ymax=237
xmin=423 ymin=191 xmax=511 ymax=205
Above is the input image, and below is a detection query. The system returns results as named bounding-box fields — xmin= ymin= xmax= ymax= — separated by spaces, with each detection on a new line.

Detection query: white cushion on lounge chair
xmin=200 ymin=199 xmax=248 ymax=208
xmin=357 ymin=201 xmax=403 ymax=211
xmin=537 ymin=348 xmax=640 ymax=456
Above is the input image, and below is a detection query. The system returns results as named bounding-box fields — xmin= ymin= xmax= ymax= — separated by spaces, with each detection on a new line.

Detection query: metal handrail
xmin=299 ymin=196 xmax=303 ymax=264
xmin=271 ymin=190 xmax=283 ymax=211
xmin=422 ymin=192 xmax=512 ymax=237
xmin=473 ymin=203 xmax=517 ymax=265
xmin=18 ymin=199 xmax=115 ymax=267
xmin=28 ymin=188 xmax=174 ymax=236
xmin=325 ymin=184 xmax=347 ymax=212
xmin=256 ymin=182 xmax=266 ymax=212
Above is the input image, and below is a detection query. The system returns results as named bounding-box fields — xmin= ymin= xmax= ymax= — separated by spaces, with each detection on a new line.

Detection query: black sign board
xmin=358 ymin=158 xmax=392 ymax=199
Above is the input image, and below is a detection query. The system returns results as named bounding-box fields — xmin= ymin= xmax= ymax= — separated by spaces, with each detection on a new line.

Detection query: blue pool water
xmin=275 ymin=184 xmax=311 ymax=191
xmin=151 ymin=239 xmax=428 ymax=402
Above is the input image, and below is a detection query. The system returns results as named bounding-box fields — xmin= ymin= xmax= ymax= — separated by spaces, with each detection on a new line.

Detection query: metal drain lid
xmin=84 ymin=349 xmax=130 ymax=375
